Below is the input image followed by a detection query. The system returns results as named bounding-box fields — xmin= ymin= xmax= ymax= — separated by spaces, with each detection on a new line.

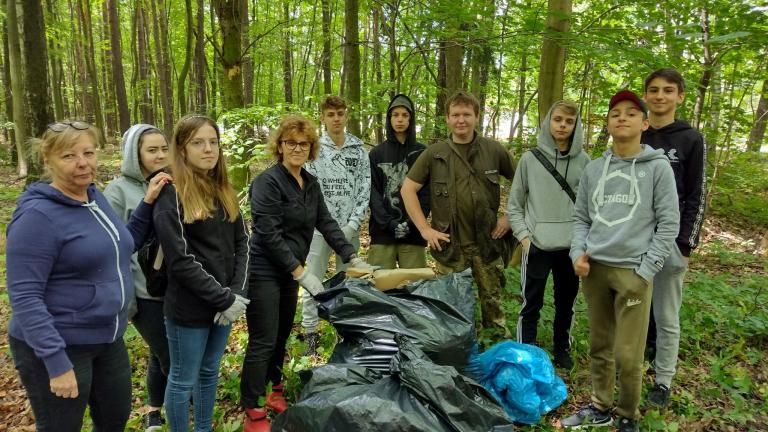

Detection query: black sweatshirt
xmin=369 ymin=94 xmax=430 ymax=246
xmin=153 ymin=185 xmax=249 ymax=327
xmin=248 ymin=163 xmax=356 ymax=279
xmin=642 ymin=120 xmax=707 ymax=256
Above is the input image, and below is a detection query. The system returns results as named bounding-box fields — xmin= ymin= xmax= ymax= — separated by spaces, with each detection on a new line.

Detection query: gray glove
xmin=297 ymin=270 xmax=324 ymax=297
xmin=348 ymin=257 xmax=380 ymax=271
xmin=341 ymin=224 xmax=357 ymax=241
xmin=394 ymin=221 xmax=410 ymax=239
xmin=214 ymin=294 xmax=250 ymax=326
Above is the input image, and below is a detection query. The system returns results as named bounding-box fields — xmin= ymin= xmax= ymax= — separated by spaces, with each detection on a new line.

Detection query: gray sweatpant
xmin=651 ymin=244 xmax=688 ymax=387
xmin=300 ymin=230 xmax=360 ymax=333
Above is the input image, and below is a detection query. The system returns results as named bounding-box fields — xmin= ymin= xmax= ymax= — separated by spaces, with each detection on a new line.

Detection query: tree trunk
xmin=101 ymin=2 xmax=117 ymax=137
xmin=178 ymin=0 xmax=195 ymax=115
xmin=282 ymin=1 xmax=293 ymax=104
xmin=747 ymin=78 xmax=768 ymax=152
xmin=372 ymin=5 xmax=383 ymax=143
xmin=344 ymin=0 xmax=361 ymax=136
xmin=213 ymin=0 xmax=244 ymax=110
xmin=107 ymin=0 xmax=130 ymax=133
xmin=45 ymin=0 xmax=65 ymax=120
xmin=194 ymin=0 xmax=207 ymax=112
xmin=242 ymin=0 xmax=253 ymax=106
xmin=6 ymin=0 xmax=27 ymax=178
xmin=434 ymin=40 xmax=447 ymax=139
xmin=150 ymin=0 xmax=174 ymax=136
xmin=321 ymin=0 xmax=332 ymax=95
xmin=537 ymin=0 xmax=571 ymax=122
xmin=135 ymin=3 xmax=154 ymax=124
xmin=76 ymin=0 xmax=105 ymax=140
xmin=514 ymin=50 xmax=528 ymax=140
xmin=692 ymin=7 xmax=712 ymax=131
xmin=444 ymin=38 xmax=462 ymax=96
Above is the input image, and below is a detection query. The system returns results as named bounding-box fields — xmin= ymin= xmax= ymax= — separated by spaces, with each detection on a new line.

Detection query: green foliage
xmin=710 ymin=151 xmax=768 ymax=227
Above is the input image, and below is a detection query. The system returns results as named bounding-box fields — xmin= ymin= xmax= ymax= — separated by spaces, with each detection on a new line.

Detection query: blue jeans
xmin=10 ymin=336 xmax=131 ymax=432
xmin=164 ymin=318 xmax=231 ymax=432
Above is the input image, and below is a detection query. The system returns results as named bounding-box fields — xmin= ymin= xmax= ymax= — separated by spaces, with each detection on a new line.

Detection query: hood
xmin=537 ymin=102 xmax=585 ymax=158
xmin=16 ymin=182 xmax=100 ymax=209
xmin=120 ymin=124 xmax=157 ymax=182
xmin=385 ymin=94 xmax=417 ymax=146
xmin=594 ymin=144 xmax=667 ymax=208
xmin=319 ymin=132 xmax=364 ymax=149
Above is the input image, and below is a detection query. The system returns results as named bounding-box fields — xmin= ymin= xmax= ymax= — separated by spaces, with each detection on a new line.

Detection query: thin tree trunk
xmin=76 ymin=0 xmax=105 ymax=140
xmin=748 ymin=78 xmax=768 ymax=152
xmin=321 ymin=0 xmax=332 ymax=94
xmin=135 ymin=3 xmax=154 ymax=124
xmin=101 ymin=2 xmax=117 ymax=137
xmin=242 ymin=0 xmax=253 ymax=106
xmin=692 ymin=7 xmax=712 ymax=130
xmin=282 ymin=1 xmax=293 ymax=104
xmin=372 ymin=5 xmax=383 ymax=143
xmin=45 ymin=0 xmax=65 ymax=120
xmin=515 ymin=50 xmax=528 ymax=140
xmin=178 ymin=0 xmax=195 ymax=115
xmin=344 ymin=0 xmax=361 ymax=135
xmin=107 ymin=0 xmax=130 ymax=133
xmin=194 ymin=0 xmax=207 ymax=111
xmin=538 ymin=0 xmax=571 ymax=122
xmin=6 ymin=0 xmax=27 ymax=177
xmin=150 ymin=0 xmax=174 ymax=136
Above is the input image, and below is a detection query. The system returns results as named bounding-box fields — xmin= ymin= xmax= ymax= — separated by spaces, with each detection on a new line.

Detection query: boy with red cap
xmin=561 ymin=90 xmax=680 ymax=432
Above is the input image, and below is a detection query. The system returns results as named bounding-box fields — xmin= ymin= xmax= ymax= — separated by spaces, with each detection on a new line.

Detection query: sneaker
xmin=646 ymin=383 xmax=670 ymax=408
xmin=244 ymin=407 xmax=271 ymax=432
xmin=265 ymin=387 xmax=288 ymax=414
xmin=553 ymin=349 xmax=574 ymax=370
xmin=303 ymin=332 xmax=320 ymax=356
xmin=616 ymin=417 xmax=639 ymax=432
xmin=143 ymin=410 xmax=164 ymax=431
xmin=561 ymin=404 xmax=612 ymax=428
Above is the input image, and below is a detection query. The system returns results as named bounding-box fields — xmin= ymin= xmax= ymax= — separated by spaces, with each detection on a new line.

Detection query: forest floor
xmin=0 ymin=146 xmax=767 ymax=431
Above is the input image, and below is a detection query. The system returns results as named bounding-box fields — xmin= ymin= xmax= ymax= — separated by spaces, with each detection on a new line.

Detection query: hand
xmin=50 ymin=369 xmax=78 ymax=398
xmin=573 ymin=252 xmax=591 ymax=277
xmin=420 ymin=227 xmax=450 ymax=251
xmin=296 ymin=270 xmax=324 ymax=297
xmin=521 ymin=237 xmax=531 ymax=253
xmin=394 ymin=221 xmax=410 ymax=239
xmin=143 ymin=172 xmax=173 ymax=204
xmin=341 ymin=225 xmax=357 ymax=241
xmin=491 ymin=217 xmax=510 ymax=240
xmin=215 ymin=294 xmax=250 ymax=326
xmin=348 ymin=257 xmax=380 ymax=271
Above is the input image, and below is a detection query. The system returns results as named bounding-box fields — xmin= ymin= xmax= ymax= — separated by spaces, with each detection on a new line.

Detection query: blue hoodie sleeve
xmin=6 ymin=208 xmax=73 ymax=378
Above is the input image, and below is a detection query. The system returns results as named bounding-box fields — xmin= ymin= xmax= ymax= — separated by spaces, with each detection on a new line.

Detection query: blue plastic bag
xmin=469 ymin=341 xmax=568 ymax=424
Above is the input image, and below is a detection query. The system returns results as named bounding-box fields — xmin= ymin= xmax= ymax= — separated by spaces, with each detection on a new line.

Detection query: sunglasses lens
xmin=48 ymin=123 xmax=68 ymax=132
xmin=72 ymin=121 xmax=90 ymax=130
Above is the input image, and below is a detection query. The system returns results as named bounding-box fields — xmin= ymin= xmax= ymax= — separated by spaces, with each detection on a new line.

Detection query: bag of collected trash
xmin=271 ymin=335 xmax=514 ymax=432
xmin=469 ymin=340 xmax=568 ymax=424
xmin=314 ymin=270 xmax=475 ymax=371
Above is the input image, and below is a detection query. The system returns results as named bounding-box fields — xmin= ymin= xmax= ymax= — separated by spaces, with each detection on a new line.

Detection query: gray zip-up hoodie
xmin=569 ymin=145 xmax=680 ymax=281
xmin=305 ymin=132 xmax=371 ymax=231
xmin=507 ymin=104 xmax=591 ymax=250
xmin=104 ymin=124 xmax=163 ymax=305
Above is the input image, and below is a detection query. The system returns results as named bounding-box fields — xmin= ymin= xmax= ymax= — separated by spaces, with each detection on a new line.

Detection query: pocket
xmin=430 ymin=181 xmax=451 ymax=229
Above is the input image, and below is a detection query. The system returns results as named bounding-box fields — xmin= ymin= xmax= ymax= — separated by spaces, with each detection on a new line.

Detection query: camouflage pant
xmin=435 ymin=244 xmax=508 ymax=334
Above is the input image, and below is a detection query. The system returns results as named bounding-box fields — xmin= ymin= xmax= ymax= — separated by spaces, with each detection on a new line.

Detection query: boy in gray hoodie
xmin=561 ymin=91 xmax=679 ymax=432
xmin=507 ymin=100 xmax=591 ymax=369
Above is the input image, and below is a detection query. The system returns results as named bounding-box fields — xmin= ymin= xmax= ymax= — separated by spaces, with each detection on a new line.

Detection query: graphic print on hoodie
xmin=369 ymin=94 xmax=430 ymax=245
xmin=570 ymin=145 xmax=680 ymax=282
xmin=305 ymin=132 xmax=371 ymax=231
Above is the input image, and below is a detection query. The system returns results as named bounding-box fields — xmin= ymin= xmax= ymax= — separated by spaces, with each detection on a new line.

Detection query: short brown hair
xmin=268 ymin=115 xmax=320 ymax=162
xmin=644 ymin=68 xmax=685 ymax=93
xmin=550 ymin=100 xmax=579 ymax=117
xmin=320 ymin=95 xmax=347 ymax=112
xmin=445 ymin=91 xmax=480 ymax=116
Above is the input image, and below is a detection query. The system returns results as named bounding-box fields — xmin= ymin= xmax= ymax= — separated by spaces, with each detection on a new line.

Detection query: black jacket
xmin=153 ymin=185 xmax=249 ymax=327
xmin=369 ymin=94 xmax=429 ymax=246
xmin=642 ymin=120 xmax=707 ymax=256
xmin=248 ymin=163 xmax=356 ymax=279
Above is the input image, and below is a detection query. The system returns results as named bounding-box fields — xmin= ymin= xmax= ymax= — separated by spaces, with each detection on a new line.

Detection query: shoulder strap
xmin=530 ymin=148 xmax=576 ymax=203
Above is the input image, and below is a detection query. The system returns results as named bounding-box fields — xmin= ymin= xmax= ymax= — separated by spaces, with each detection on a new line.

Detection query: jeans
xmin=10 ymin=336 xmax=131 ymax=432
xmin=133 ymin=298 xmax=170 ymax=408
xmin=301 ymin=230 xmax=359 ymax=332
xmin=164 ymin=318 xmax=232 ymax=432
xmin=241 ymin=276 xmax=299 ymax=408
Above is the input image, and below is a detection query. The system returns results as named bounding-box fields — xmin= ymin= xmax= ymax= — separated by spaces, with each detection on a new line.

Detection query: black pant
xmin=132 ymin=298 xmax=170 ymax=408
xmin=10 ymin=336 xmax=132 ymax=432
xmin=240 ymin=275 xmax=299 ymax=409
xmin=516 ymin=246 xmax=579 ymax=352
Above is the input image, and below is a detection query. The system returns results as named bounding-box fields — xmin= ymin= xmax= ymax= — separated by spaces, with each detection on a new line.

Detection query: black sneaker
xmin=143 ymin=410 xmax=164 ymax=431
xmin=646 ymin=383 xmax=670 ymax=408
xmin=553 ymin=350 xmax=574 ymax=370
xmin=616 ymin=417 xmax=639 ymax=432
xmin=561 ymin=404 xmax=612 ymax=428
xmin=303 ymin=332 xmax=320 ymax=356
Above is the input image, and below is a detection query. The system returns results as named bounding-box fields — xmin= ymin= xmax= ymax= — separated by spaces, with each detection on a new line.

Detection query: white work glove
xmin=296 ymin=270 xmax=325 ymax=297
xmin=341 ymin=225 xmax=357 ymax=241
xmin=348 ymin=257 xmax=380 ymax=271
xmin=394 ymin=221 xmax=410 ymax=239
xmin=214 ymin=294 xmax=250 ymax=326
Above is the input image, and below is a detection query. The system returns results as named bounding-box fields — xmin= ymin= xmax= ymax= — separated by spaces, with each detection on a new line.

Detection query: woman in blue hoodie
xmin=104 ymin=124 xmax=170 ymax=430
xmin=6 ymin=121 xmax=170 ymax=432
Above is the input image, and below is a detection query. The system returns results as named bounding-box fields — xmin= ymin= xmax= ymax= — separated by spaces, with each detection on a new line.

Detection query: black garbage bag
xmin=315 ymin=270 xmax=475 ymax=370
xmin=272 ymin=335 xmax=514 ymax=432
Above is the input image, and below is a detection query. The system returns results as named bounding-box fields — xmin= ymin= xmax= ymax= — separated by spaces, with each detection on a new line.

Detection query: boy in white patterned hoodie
xmin=301 ymin=96 xmax=371 ymax=353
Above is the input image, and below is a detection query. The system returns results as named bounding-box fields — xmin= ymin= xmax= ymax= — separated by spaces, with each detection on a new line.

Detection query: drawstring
xmin=83 ymin=201 xmax=121 ymax=241
xmin=597 ymin=155 xmax=612 ymax=206
xmin=629 ymin=159 xmax=637 ymax=204
xmin=564 ymin=157 xmax=571 ymax=183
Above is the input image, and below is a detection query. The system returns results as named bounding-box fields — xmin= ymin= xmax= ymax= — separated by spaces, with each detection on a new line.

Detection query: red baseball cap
xmin=609 ymin=90 xmax=648 ymax=116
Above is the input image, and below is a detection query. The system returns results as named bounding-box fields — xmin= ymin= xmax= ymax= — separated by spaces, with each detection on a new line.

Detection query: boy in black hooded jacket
xmin=368 ymin=94 xmax=430 ymax=268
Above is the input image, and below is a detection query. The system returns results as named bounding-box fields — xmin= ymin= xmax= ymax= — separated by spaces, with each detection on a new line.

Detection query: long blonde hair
xmin=170 ymin=115 xmax=239 ymax=223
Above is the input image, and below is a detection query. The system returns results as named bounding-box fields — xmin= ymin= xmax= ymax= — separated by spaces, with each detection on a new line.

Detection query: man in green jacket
xmin=401 ymin=91 xmax=515 ymax=337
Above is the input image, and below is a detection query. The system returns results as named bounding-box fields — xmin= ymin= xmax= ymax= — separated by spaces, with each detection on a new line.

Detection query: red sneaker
xmin=244 ymin=407 xmax=271 ymax=432
xmin=265 ymin=388 xmax=289 ymax=414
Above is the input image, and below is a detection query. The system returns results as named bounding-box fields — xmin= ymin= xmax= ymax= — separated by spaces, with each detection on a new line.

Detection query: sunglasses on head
xmin=47 ymin=121 xmax=91 ymax=132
